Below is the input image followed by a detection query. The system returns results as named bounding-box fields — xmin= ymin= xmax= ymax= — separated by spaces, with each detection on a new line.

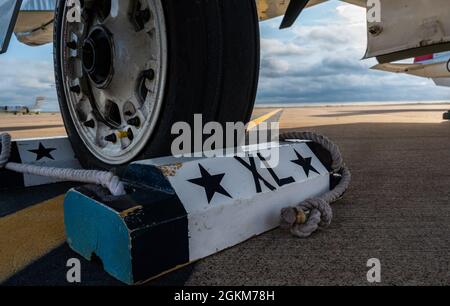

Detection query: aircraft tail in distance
xmin=29 ymin=96 xmax=45 ymax=112
xmin=31 ymin=97 xmax=45 ymax=109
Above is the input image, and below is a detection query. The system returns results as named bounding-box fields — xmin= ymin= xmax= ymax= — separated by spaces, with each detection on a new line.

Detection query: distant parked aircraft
xmin=0 ymin=96 xmax=46 ymax=115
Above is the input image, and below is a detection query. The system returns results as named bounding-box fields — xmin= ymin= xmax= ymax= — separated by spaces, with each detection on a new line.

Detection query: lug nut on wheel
xmin=70 ymin=85 xmax=81 ymax=94
xmin=127 ymin=128 xmax=134 ymax=141
xmin=105 ymin=133 xmax=117 ymax=143
xmin=67 ymin=40 xmax=77 ymax=50
xmin=83 ymin=119 xmax=96 ymax=128
xmin=144 ymin=69 xmax=155 ymax=81
xmin=127 ymin=117 xmax=141 ymax=127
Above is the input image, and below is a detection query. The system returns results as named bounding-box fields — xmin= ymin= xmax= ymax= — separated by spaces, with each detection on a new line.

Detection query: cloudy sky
xmin=1 ymin=1 xmax=450 ymax=111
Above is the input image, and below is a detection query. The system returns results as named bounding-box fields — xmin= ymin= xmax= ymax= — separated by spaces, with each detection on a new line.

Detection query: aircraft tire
xmin=54 ymin=0 xmax=260 ymax=170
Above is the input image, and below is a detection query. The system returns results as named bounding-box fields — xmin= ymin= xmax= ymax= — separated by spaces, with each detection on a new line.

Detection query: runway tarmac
xmin=1 ymin=103 xmax=450 ymax=285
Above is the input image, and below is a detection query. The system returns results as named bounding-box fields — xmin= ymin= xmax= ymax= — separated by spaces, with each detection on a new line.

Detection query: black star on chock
xmin=28 ymin=143 xmax=56 ymax=161
xmin=188 ymin=164 xmax=232 ymax=204
xmin=291 ymin=149 xmax=320 ymax=177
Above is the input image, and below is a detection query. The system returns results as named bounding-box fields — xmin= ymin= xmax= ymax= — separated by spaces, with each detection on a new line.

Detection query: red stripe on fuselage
xmin=414 ymin=54 xmax=434 ymax=63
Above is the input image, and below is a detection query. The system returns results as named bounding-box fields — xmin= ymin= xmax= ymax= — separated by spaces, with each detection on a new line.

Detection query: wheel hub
xmin=60 ymin=0 xmax=167 ymax=165
xmin=82 ymin=26 xmax=114 ymax=89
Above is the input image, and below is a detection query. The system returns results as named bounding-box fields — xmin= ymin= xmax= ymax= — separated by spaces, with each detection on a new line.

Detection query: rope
xmin=2 ymin=130 xmax=348 ymax=233
xmin=279 ymin=131 xmax=351 ymax=238
xmin=0 ymin=133 xmax=125 ymax=196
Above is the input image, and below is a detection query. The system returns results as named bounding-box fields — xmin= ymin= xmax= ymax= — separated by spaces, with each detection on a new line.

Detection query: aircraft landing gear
xmin=54 ymin=0 xmax=260 ymax=170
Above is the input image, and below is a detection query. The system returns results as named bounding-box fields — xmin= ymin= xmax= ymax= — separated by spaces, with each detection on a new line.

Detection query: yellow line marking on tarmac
xmin=247 ymin=109 xmax=283 ymax=130
xmin=0 ymin=195 xmax=66 ymax=283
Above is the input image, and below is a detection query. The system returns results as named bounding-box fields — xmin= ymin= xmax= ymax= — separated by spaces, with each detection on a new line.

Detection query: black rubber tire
xmin=54 ymin=0 xmax=260 ymax=171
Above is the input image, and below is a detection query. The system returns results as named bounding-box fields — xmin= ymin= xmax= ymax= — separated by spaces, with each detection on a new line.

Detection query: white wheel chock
xmin=64 ymin=140 xmax=338 ymax=284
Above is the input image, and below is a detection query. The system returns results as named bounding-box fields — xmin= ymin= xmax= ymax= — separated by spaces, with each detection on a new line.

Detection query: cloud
xmin=0 ymin=57 xmax=57 ymax=111
xmin=1 ymin=2 xmax=449 ymax=114
xmin=261 ymin=38 xmax=305 ymax=57
xmin=257 ymin=3 xmax=450 ymax=103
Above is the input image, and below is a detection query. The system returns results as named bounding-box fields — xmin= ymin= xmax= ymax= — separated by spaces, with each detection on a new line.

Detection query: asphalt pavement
xmin=2 ymin=107 xmax=450 ymax=285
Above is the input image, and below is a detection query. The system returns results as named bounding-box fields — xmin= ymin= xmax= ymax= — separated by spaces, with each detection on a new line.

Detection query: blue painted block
xmin=64 ymin=165 xmax=189 ymax=285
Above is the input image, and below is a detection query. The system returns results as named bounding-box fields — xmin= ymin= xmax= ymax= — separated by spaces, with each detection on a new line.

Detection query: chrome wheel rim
xmin=60 ymin=0 xmax=167 ymax=165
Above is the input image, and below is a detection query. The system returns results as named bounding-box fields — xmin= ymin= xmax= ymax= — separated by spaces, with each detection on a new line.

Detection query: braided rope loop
xmin=0 ymin=133 xmax=12 ymax=168
xmin=0 ymin=133 xmax=125 ymax=196
xmin=279 ymin=131 xmax=351 ymax=238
